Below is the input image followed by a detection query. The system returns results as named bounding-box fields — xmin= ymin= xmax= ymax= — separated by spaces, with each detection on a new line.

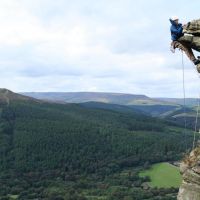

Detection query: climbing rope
xmin=181 ymin=51 xmax=200 ymax=150
xmin=181 ymin=51 xmax=188 ymax=150
xmin=193 ymin=95 xmax=200 ymax=149
xmin=192 ymin=69 xmax=200 ymax=149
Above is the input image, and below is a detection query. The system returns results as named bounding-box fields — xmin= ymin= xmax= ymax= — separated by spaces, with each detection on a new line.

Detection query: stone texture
xmin=177 ymin=147 xmax=200 ymax=200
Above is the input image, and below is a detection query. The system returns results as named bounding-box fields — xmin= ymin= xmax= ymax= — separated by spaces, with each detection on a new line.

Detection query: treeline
xmin=0 ymin=168 xmax=178 ymax=200
xmin=0 ymin=100 xmax=193 ymax=199
xmin=0 ymin=101 xmax=193 ymax=174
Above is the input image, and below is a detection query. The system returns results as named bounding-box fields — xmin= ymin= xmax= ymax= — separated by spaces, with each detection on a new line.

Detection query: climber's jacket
xmin=170 ymin=19 xmax=184 ymax=41
xmin=170 ymin=18 xmax=200 ymax=53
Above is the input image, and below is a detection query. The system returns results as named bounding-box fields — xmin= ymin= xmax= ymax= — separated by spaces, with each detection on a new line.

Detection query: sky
xmin=0 ymin=0 xmax=200 ymax=97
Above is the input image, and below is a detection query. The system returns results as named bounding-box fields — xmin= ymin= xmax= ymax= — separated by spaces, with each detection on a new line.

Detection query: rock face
xmin=177 ymin=147 xmax=200 ymax=200
xmin=182 ymin=19 xmax=200 ymax=53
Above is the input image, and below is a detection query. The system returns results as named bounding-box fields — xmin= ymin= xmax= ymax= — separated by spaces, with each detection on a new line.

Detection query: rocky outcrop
xmin=183 ymin=19 xmax=200 ymax=36
xmin=178 ymin=24 xmax=200 ymax=73
xmin=177 ymin=146 xmax=200 ymax=200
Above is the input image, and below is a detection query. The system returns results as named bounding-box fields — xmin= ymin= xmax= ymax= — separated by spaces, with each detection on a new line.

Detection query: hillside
xmin=0 ymin=91 xmax=190 ymax=172
xmin=163 ymin=106 xmax=200 ymax=129
xmin=80 ymin=101 xmax=148 ymax=115
xmin=22 ymin=92 xmax=182 ymax=117
xmin=22 ymin=92 xmax=200 ymax=127
xmin=22 ymin=92 xmax=152 ymax=104
xmin=156 ymin=98 xmax=199 ymax=107
xmin=0 ymin=89 xmax=195 ymax=199
xmin=23 ymin=92 xmax=199 ymax=107
xmin=0 ymin=88 xmax=36 ymax=104
xmin=22 ymin=92 xmax=184 ymax=108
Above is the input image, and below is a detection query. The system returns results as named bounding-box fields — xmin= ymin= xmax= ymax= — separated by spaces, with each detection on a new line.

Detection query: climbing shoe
xmin=193 ymin=59 xmax=200 ymax=65
xmin=196 ymin=64 xmax=200 ymax=73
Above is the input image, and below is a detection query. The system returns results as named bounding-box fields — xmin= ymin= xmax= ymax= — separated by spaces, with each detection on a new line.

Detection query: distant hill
xmin=163 ymin=106 xmax=200 ymax=128
xmin=0 ymin=88 xmax=36 ymax=104
xmin=21 ymin=92 xmax=200 ymax=127
xmin=22 ymin=92 xmax=153 ymax=105
xmin=156 ymin=98 xmax=199 ymax=107
xmin=80 ymin=102 xmax=198 ymax=130
xmin=80 ymin=101 xmax=181 ymax=117
xmin=80 ymin=102 xmax=198 ymax=129
xmin=23 ymin=92 xmax=199 ymax=106
xmin=80 ymin=101 xmax=147 ymax=115
xmin=22 ymin=92 xmax=182 ymax=117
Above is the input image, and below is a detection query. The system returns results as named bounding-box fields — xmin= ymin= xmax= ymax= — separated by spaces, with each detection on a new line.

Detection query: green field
xmin=139 ymin=162 xmax=182 ymax=188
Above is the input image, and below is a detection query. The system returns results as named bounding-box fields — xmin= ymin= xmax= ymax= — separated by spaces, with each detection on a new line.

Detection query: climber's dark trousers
xmin=171 ymin=41 xmax=196 ymax=62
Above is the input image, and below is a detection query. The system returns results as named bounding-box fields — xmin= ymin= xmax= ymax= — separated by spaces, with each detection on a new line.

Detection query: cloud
xmin=0 ymin=0 xmax=200 ymax=97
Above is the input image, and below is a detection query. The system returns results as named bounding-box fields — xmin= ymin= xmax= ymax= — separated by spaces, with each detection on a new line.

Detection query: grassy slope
xmin=139 ymin=162 xmax=182 ymax=188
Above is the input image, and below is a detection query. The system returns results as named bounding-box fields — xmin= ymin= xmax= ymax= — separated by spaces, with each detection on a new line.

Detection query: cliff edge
xmin=177 ymin=146 xmax=200 ymax=200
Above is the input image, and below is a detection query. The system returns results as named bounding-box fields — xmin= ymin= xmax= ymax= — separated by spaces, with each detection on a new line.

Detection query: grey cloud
xmin=1 ymin=0 xmax=200 ymax=97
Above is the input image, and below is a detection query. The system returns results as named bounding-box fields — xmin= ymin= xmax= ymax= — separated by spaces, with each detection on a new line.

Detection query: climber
xmin=170 ymin=16 xmax=200 ymax=65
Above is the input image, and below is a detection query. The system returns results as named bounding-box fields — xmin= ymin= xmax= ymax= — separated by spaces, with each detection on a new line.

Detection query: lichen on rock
xmin=177 ymin=146 xmax=200 ymax=200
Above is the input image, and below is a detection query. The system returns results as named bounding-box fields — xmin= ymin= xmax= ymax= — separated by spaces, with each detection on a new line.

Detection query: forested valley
xmin=0 ymin=92 xmax=194 ymax=200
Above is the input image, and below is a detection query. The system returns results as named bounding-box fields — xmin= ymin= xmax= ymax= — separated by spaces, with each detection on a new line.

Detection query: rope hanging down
xmin=192 ymin=69 xmax=200 ymax=149
xmin=181 ymin=51 xmax=188 ymax=150
xmin=181 ymin=51 xmax=200 ymax=150
xmin=193 ymin=96 xmax=200 ymax=149
xmin=192 ymin=59 xmax=200 ymax=149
